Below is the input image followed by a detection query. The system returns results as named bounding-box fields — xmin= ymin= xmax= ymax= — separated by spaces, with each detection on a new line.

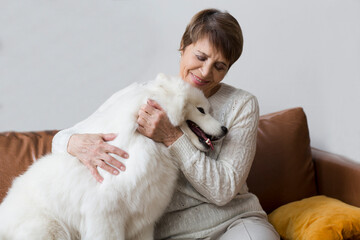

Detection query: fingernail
xmin=124 ymin=153 xmax=129 ymax=158
xmin=120 ymin=166 xmax=126 ymax=171
xmin=113 ymin=170 xmax=119 ymax=175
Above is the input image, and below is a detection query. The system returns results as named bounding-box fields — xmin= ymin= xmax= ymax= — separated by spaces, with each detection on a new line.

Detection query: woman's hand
xmin=67 ymin=133 xmax=129 ymax=183
xmin=137 ymin=99 xmax=183 ymax=147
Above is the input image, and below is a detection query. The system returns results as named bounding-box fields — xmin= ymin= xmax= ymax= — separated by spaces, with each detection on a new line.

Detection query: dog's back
xmin=0 ymin=77 xmax=181 ymax=239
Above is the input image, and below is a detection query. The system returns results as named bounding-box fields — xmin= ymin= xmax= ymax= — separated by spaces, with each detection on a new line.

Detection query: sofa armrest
xmin=312 ymin=148 xmax=360 ymax=207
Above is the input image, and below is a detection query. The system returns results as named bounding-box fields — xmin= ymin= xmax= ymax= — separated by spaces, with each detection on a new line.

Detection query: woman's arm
xmin=137 ymin=99 xmax=183 ymax=146
xmin=169 ymin=96 xmax=259 ymax=206
xmin=137 ymin=90 xmax=259 ymax=206
xmin=51 ymin=84 xmax=140 ymax=182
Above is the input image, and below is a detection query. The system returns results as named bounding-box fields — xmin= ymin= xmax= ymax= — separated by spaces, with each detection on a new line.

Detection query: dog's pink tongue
xmin=197 ymin=130 xmax=214 ymax=150
xmin=189 ymin=122 xmax=214 ymax=151
xmin=199 ymin=131 xmax=214 ymax=150
xmin=205 ymin=138 xmax=214 ymax=150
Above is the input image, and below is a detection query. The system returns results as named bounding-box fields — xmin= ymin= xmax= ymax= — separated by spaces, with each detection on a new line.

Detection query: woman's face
xmin=179 ymin=37 xmax=229 ymax=97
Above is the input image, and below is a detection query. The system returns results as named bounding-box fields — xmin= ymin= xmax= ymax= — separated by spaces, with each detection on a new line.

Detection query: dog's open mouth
xmin=186 ymin=120 xmax=220 ymax=150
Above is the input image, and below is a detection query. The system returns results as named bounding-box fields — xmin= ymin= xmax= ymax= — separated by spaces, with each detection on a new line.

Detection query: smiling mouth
xmin=191 ymin=73 xmax=209 ymax=84
xmin=186 ymin=120 xmax=220 ymax=150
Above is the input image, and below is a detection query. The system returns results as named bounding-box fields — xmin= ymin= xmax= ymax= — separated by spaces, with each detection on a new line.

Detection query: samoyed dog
xmin=0 ymin=73 xmax=228 ymax=240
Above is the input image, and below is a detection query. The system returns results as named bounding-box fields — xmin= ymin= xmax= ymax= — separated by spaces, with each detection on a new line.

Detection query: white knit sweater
xmin=52 ymin=82 xmax=265 ymax=239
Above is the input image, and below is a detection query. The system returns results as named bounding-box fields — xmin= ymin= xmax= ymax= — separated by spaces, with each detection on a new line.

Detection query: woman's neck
xmin=205 ymin=84 xmax=221 ymax=98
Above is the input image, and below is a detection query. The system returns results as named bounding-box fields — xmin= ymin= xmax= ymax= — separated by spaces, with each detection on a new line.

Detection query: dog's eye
xmin=197 ymin=107 xmax=205 ymax=114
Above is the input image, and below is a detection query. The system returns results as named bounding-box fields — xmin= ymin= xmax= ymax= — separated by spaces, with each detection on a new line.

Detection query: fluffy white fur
xmin=0 ymin=74 xmax=227 ymax=240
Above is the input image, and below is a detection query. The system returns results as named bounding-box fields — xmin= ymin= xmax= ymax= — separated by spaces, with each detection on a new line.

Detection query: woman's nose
xmin=200 ymin=63 xmax=211 ymax=78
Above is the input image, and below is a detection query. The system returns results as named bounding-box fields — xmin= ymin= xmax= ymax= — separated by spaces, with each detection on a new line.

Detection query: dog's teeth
xmin=206 ymin=139 xmax=210 ymax=145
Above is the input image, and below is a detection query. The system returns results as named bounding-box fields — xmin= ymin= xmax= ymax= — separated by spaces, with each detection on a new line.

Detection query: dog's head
xmin=149 ymin=73 xmax=228 ymax=151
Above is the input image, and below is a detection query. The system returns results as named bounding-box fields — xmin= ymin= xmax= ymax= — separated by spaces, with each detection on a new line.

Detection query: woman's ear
xmin=179 ymin=43 xmax=184 ymax=56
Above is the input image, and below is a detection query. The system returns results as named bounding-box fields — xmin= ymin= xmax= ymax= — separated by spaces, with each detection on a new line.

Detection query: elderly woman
xmin=52 ymin=8 xmax=280 ymax=240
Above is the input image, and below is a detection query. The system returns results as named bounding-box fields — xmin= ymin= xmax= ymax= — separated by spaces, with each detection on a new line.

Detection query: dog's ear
xmin=153 ymin=73 xmax=169 ymax=90
xmin=155 ymin=73 xmax=167 ymax=81
xmin=151 ymin=73 xmax=187 ymax=126
xmin=164 ymin=93 xmax=186 ymax=127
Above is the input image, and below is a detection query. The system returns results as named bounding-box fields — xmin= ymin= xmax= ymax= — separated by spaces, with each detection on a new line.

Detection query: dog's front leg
xmin=82 ymin=225 xmax=125 ymax=240
xmin=129 ymin=224 xmax=155 ymax=240
xmin=81 ymin=214 xmax=125 ymax=240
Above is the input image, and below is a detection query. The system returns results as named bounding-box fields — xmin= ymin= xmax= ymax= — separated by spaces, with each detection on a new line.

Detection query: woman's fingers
xmin=101 ymin=153 xmax=126 ymax=172
xmin=101 ymin=133 xmax=129 ymax=160
xmin=101 ymin=133 xmax=117 ymax=141
xmin=137 ymin=114 xmax=148 ymax=129
xmin=95 ymin=138 xmax=129 ymax=175
xmin=67 ymin=133 xmax=130 ymax=183
xmin=97 ymin=157 xmax=120 ymax=175
xmin=104 ymin=144 xmax=129 ymax=160
xmin=140 ymin=102 xmax=155 ymax=115
xmin=136 ymin=100 xmax=183 ymax=146
xmin=87 ymin=163 xmax=104 ymax=183
xmin=87 ymin=155 xmax=125 ymax=183
xmin=147 ymin=99 xmax=164 ymax=111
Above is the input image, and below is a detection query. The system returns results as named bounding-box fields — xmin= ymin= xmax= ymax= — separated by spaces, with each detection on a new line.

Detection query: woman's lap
xmin=216 ymin=216 xmax=280 ymax=240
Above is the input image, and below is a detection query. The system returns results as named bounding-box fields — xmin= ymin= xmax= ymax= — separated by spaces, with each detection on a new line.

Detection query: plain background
xmin=1 ymin=0 xmax=359 ymax=162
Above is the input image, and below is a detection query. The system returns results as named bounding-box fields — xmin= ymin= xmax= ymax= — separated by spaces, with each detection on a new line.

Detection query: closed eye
xmin=196 ymin=55 xmax=206 ymax=61
xmin=197 ymin=107 xmax=205 ymax=114
xmin=215 ymin=63 xmax=226 ymax=71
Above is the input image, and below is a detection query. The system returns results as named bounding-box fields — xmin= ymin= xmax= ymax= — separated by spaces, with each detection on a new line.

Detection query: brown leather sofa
xmin=1 ymin=107 xmax=359 ymax=215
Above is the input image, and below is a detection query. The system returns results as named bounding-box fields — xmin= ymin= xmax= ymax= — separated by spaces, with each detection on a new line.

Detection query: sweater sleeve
xmin=52 ymin=127 xmax=77 ymax=154
xmin=168 ymin=95 xmax=259 ymax=206
xmin=52 ymin=83 xmax=139 ymax=154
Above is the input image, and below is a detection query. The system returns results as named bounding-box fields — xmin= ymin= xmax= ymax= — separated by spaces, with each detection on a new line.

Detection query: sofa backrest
xmin=0 ymin=108 xmax=318 ymax=212
xmin=247 ymin=107 xmax=317 ymax=213
xmin=0 ymin=131 xmax=57 ymax=202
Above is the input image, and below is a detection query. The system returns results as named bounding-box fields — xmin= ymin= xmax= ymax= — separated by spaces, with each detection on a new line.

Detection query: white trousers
xmin=216 ymin=216 xmax=280 ymax=240
xmin=172 ymin=213 xmax=280 ymax=240
xmin=201 ymin=213 xmax=280 ymax=240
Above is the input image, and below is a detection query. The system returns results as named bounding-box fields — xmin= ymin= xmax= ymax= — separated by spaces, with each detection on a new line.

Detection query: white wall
xmin=1 ymin=0 xmax=359 ymax=162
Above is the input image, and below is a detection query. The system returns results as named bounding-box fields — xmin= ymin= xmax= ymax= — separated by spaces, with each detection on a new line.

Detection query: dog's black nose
xmin=221 ymin=126 xmax=228 ymax=135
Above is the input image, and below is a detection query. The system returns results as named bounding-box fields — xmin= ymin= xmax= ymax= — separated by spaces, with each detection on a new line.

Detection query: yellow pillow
xmin=268 ymin=195 xmax=360 ymax=240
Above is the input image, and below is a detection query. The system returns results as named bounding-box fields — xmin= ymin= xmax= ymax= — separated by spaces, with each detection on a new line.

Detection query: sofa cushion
xmin=0 ymin=131 xmax=57 ymax=203
xmin=247 ymin=107 xmax=317 ymax=213
xmin=268 ymin=195 xmax=360 ymax=240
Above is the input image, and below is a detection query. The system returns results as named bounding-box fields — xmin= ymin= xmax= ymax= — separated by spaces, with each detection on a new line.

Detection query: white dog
xmin=0 ymin=73 xmax=228 ymax=240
